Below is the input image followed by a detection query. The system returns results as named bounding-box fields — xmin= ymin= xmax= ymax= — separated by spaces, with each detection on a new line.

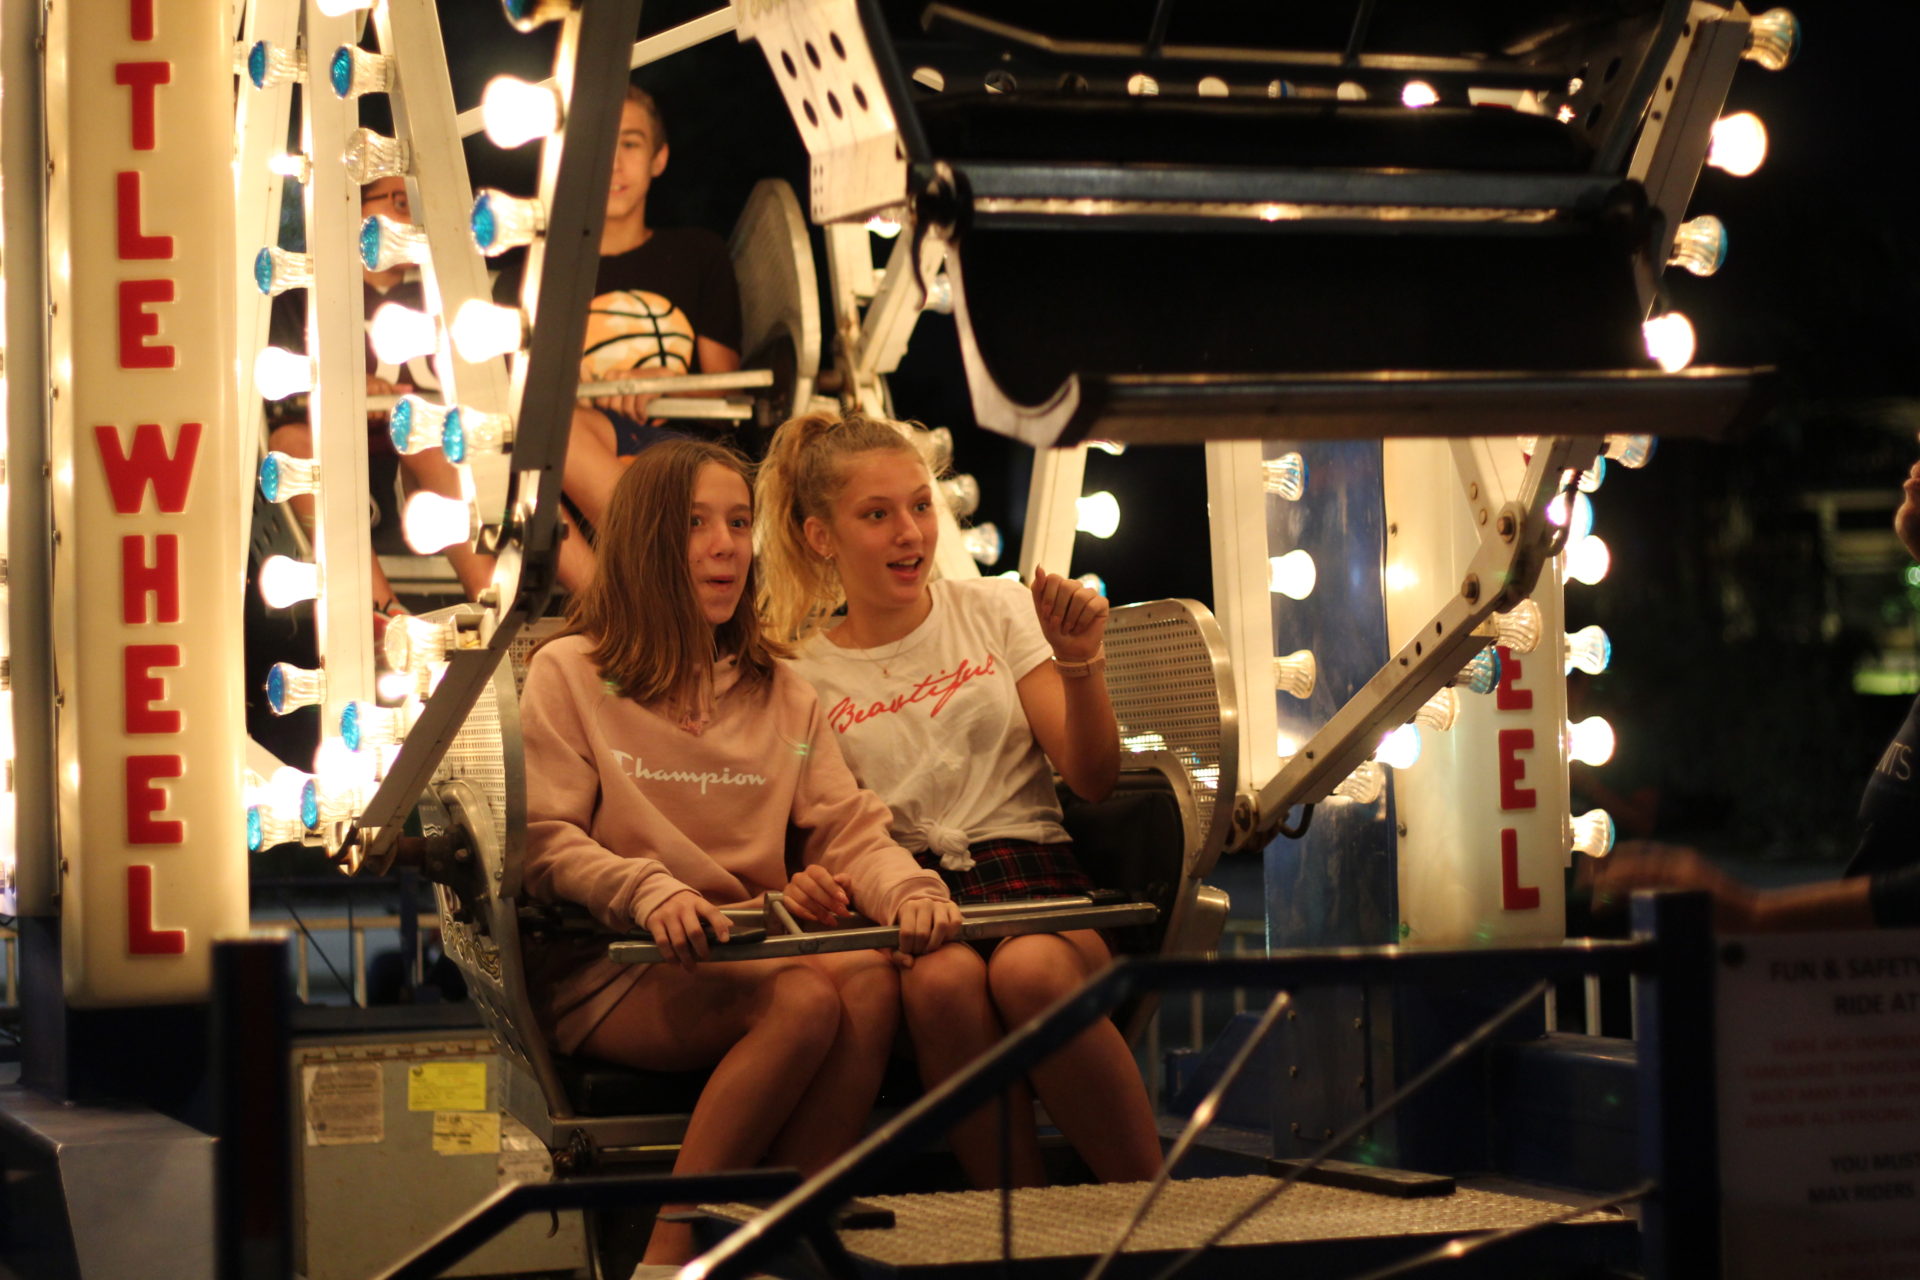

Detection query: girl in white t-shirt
xmin=757 ymin=411 xmax=1162 ymax=1188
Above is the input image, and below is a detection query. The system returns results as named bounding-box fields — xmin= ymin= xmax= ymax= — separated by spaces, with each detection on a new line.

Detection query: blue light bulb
xmin=390 ymin=397 xmax=414 ymax=452
xmin=359 ymin=216 xmax=382 ymax=271
xmin=330 ymin=47 xmax=354 ymax=98
xmin=266 ymin=664 xmax=287 ymax=714
xmin=301 ymin=780 xmax=320 ymax=830
xmin=254 ymin=247 xmax=274 ymax=295
xmin=470 ymin=193 xmax=498 ymax=252
xmin=247 ymin=41 xmax=269 ymax=90
xmin=442 ymin=408 xmax=467 ymax=463
xmin=341 ymin=701 xmax=363 ymax=752
xmin=247 ymin=806 xmax=265 ymax=852
xmin=259 ymin=453 xmax=282 ymax=502
xmin=1458 ymin=647 xmax=1502 ymax=695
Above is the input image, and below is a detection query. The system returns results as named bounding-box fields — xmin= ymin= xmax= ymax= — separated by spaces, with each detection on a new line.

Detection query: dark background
xmin=422 ymin=1 xmax=1920 ymax=866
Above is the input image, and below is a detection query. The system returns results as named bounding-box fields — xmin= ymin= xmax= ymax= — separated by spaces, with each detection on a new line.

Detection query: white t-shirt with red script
xmin=789 ymin=577 xmax=1070 ymax=869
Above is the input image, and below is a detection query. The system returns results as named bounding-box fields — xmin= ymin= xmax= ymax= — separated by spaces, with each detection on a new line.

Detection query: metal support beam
xmin=1206 ymin=440 xmax=1280 ymax=848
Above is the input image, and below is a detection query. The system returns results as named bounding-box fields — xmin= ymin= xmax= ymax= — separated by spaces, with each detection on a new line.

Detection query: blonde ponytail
xmin=755 ymin=409 xmax=927 ymax=643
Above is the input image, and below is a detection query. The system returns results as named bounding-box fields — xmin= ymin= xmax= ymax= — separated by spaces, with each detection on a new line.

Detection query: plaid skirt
xmin=914 ymin=838 xmax=1093 ymax=904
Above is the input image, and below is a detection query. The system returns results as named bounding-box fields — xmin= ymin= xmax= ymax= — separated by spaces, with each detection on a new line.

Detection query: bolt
xmin=1396 ymin=822 xmax=1408 ymax=837
xmin=1477 ymin=508 xmax=1488 ymax=526
xmin=1468 ymin=482 xmax=1480 ymax=500
xmin=1496 ymin=513 xmax=1516 ymax=539
xmin=1289 ymin=1065 xmax=1300 ymax=1077
xmin=1462 ymin=574 xmax=1480 ymax=604
xmin=1352 ymin=1017 xmax=1364 ymax=1029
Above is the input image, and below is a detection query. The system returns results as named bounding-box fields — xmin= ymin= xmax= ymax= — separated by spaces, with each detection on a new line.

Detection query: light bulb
xmin=1268 ymin=549 xmax=1316 ymax=600
xmin=305 ymin=775 xmax=366 ymax=824
xmin=1743 ymin=9 xmax=1801 ymax=72
xmin=1088 ymin=440 xmax=1127 ymax=457
xmin=481 ymin=76 xmax=563 ymax=147
xmin=1263 ymin=452 xmax=1306 ymax=500
xmin=451 ymin=299 xmax=523 ymax=361
xmin=404 ymin=492 xmax=476 ymax=553
xmin=267 ymin=766 xmax=317 ymax=824
xmin=1572 ymin=808 xmax=1617 ymax=859
xmin=267 ymin=152 xmax=311 ymax=182
xmin=361 ymin=214 xmax=430 ymax=272
xmin=258 ymin=451 xmax=319 ymax=504
xmin=1604 ymin=435 xmax=1655 ymax=469
xmin=1707 ymin=112 xmax=1767 ymax=177
xmin=1566 ymin=624 xmax=1612 ymax=675
xmin=939 ymin=474 xmax=980 ymax=517
xmin=923 ymin=274 xmax=954 ymax=315
xmin=1547 ymin=491 xmax=1595 ymax=541
xmin=1642 ymin=311 xmax=1696 ymax=373
xmin=384 ymin=614 xmax=458 ymax=673
xmin=376 ymin=670 xmax=418 ymax=704
xmin=343 ymin=128 xmax=411 ymax=183
xmin=389 ymin=396 xmax=452 ymax=455
xmin=1331 ymin=761 xmax=1386 ymax=804
xmin=1576 ymin=457 xmax=1607 ymax=493
xmin=499 ymin=0 xmax=573 ymax=33
xmin=1414 ymin=686 xmax=1459 ymax=732
xmin=1126 ymin=73 xmax=1159 ymax=96
xmin=1491 ymin=598 xmax=1541 ymax=654
xmin=1076 ymin=491 xmax=1121 ymax=539
xmin=1455 ymin=646 xmax=1502 ymax=695
xmin=441 ymin=407 xmax=512 ymax=463
xmin=248 ymin=806 xmax=307 ymax=852
xmin=265 ymin=662 xmax=325 ymax=715
xmin=254 ymin=246 xmax=312 ymax=296
xmin=329 ymin=45 xmax=390 ymax=99
xmin=313 ymin=736 xmax=378 ymax=798
xmin=369 ymin=302 xmax=438 ymax=365
xmin=1197 ymin=76 xmax=1229 ymax=97
xmin=246 ymin=41 xmax=303 ymax=90
xmin=915 ymin=427 xmax=953 ymax=473
xmin=315 ymin=0 xmax=373 ymax=13
xmin=962 ymin=522 xmax=1003 ymax=566
xmin=865 ymin=213 xmax=902 ymax=238
xmin=253 ymin=346 xmax=313 ymax=400
xmin=1401 ymin=80 xmax=1439 ymax=109
xmin=1567 ymin=716 xmax=1616 ymax=767
xmin=259 ymin=556 xmax=320 ymax=608
xmin=1376 ymin=724 xmax=1423 ymax=769
xmin=1565 ymin=535 xmax=1611 ymax=585
xmin=341 ymin=700 xmax=413 ymax=752
xmin=1274 ymin=649 xmax=1316 ymax=698
xmin=1669 ymin=215 xmax=1728 ymax=277
xmin=1077 ymin=573 xmax=1107 ymax=598
xmin=470 ymin=190 xmax=545 ymax=256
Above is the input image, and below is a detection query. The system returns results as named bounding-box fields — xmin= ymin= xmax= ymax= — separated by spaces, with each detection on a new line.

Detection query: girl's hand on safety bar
xmin=783 ymin=866 xmax=855 ymax=926
xmin=891 ymin=897 xmax=963 ymax=969
xmin=644 ymin=891 xmax=733 ymax=970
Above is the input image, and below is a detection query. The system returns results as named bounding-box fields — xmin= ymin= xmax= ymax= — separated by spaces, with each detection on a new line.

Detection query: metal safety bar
xmin=607 ymin=898 xmax=1158 ymax=965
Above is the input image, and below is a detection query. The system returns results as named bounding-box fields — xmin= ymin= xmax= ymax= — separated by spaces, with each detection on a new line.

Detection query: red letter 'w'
xmin=93 ymin=423 xmax=201 ymax=514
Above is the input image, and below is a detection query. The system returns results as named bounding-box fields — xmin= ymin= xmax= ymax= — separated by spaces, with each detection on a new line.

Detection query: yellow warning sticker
xmin=431 ymin=1111 xmax=501 ymax=1155
xmin=406 ymin=1061 xmax=487 ymax=1112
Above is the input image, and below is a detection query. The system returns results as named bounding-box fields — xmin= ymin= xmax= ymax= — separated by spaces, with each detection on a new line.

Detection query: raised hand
xmin=1031 ymin=565 xmax=1108 ymax=665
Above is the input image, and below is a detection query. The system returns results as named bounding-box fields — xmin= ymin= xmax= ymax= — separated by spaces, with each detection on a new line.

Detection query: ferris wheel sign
xmin=45 ymin=0 xmax=247 ymax=1005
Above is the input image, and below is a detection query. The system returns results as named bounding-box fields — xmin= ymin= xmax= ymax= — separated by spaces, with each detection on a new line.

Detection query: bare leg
xmin=579 ymin=958 xmax=844 ymax=1264
xmin=987 ymin=931 xmax=1161 ymax=1183
xmin=563 ymin=406 xmax=626 ymax=530
xmin=766 ymin=949 xmax=901 ymax=1171
xmin=554 ymin=508 xmax=596 ymax=597
xmin=900 ymin=943 xmax=1046 ymax=1189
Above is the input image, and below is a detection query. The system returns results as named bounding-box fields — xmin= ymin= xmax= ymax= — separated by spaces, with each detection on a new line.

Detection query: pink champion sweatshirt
xmin=521 ymin=633 xmax=949 ymax=1051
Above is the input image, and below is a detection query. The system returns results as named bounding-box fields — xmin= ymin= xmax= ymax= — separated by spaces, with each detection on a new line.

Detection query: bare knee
xmin=901 ymin=944 xmax=988 ymax=1025
xmin=988 ymin=936 xmax=1083 ymax=1026
xmin=758 ymin=964 xmax=842 ymax=1058
xmin=829 ymin=951 xmax=900 ymax=1019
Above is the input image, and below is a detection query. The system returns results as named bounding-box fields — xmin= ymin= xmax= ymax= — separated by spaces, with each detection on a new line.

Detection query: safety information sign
xmin=303 ymin=1063 xmax=384 ymax=1147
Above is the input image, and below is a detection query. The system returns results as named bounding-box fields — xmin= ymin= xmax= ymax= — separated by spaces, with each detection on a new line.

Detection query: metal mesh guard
xmin=704 ymin=1176 xmax=1622 ymax=1266
xmin=1106 ymin=601 xmax=1230 ymax=848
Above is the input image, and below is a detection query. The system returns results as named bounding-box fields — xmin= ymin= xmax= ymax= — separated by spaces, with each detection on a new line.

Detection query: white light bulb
xmin=1707 ymin=112 xmax=1768 ymax=177
xmin=388 ymin=395 xmax=452 ymax=455
xmin=940 ymin=474 xmax=981 ymax=517
xmin=865 ymin=213 xmax=902 ymax=238
xmin=1077 ymin=573 xmax=1107 ymax=598
xmin=1263 ymin=452 xmax=1306 ymax=500
xmin=376 ymin=670 xmax=418 ymax=703
xmin=1576 ymin=457 xmax=1607 ymax=493
xmin=343 ymin=128 xmax=411 ymax=184
xmin=451 ymin=299 xmax=523 ymax=362
xmin=1642 ymin=311 xmax=1696 ymax=373
xmin=1547 ymin=491 xmax=1595 ymax=541
xmin=316 ymin=0 xmax=373 ymax=14
xmin=1567 ymin=716 xmax=1616 ymax=767
xmin=915 ymin=426 xmax=954 ymax=473
xmin=1492 ymin=598 xmax=1542 ymax=654
xmin=481 ymin=76 xmax=563 ymax=148
xmin=259 ymin=555 xmax=320 ymax=608
xmin=961 ymin=522 xmax=1003 ymax=567
xmin=1669 ymin=215 xmax=1728 ymax=277
xmin=1565 ymin=535 xmax=1612 ymax=586
xmin=253 ymin=346 xmax=313 ymax=400
xmin=1197 ymin=75 xmax=1230 ymax=98
xmin=1744 ymin=8 xmax=1801 ymax=72
xmin=369 ymin=302 xmax=439 ymax=366
xmin=1088 ymin=439 xmax=1127 ymax=457
xmin=1076 ymin=491 xmax=1121 ymax=539
xmin=267 ymin=766 xmax=316 ymax=824
xmin=923 ymin=274 xmax=954 ymax=315
xmin=1126 ymin=73 xmax=1159 ymax=96
xmin=1414 ymin=686 xmax=1459 ymax=732
xmin=403 ymin=492 xmax=476 ymax=554
xmin=1401 ymin=80 xmax=1439 ymax=109
xmin=1375 ymin=724 xmax=1423 ymax=769
xmin=1566 ymin=624 xmax=1612 ymax=675
xmin=1604 ymin=435 xmax=1655 ymax=469
xmin=384 ymin=614 xmax=458 ymax=673
xmin=313 ymin=736 xmax=378 ymax=796
xmin=1273 ymin=649 xmax=1316 ymax=699
xmin=1268 ymin=549 xmax=1316 ymax=600
xmin=267 ymin=152 xmax=311 ymax=181
xmin=258 ymin=451 xmax=319 ymax=504
xmin=1571 ymin=808 xmax=1618 ymax=858
xmin=470 ymin=190 xmax=545 ymax=257
xmin=1331 ymin=760 xmax=1386 ymax=804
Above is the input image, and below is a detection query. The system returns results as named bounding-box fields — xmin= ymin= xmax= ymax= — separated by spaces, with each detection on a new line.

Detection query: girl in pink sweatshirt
xmin=521 ymin=438 xmax=959 ymax=1266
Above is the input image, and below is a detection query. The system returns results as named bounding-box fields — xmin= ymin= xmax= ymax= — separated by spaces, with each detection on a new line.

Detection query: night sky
xmin=425 ymin=2 xmax=1917 ymax=861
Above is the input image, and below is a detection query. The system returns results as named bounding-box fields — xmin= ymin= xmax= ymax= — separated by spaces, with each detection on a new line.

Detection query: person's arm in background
xmin=1588 ymin=840 xmax=1881 ymax=931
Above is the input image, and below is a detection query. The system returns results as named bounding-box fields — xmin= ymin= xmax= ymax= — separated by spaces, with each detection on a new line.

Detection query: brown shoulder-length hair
xmin=552 ymin=438 xmax=787 ymax=705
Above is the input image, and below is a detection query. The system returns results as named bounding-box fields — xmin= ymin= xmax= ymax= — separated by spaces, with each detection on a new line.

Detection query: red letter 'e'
xmin=127 ymin=755 xmax=185 ymax=844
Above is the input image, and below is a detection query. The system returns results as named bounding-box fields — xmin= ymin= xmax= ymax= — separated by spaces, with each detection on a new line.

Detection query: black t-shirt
xmin=1848 ymin=691 xmax=1920 ymax=926
xmin=579 ymin=226 xmax=742 ymax=381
